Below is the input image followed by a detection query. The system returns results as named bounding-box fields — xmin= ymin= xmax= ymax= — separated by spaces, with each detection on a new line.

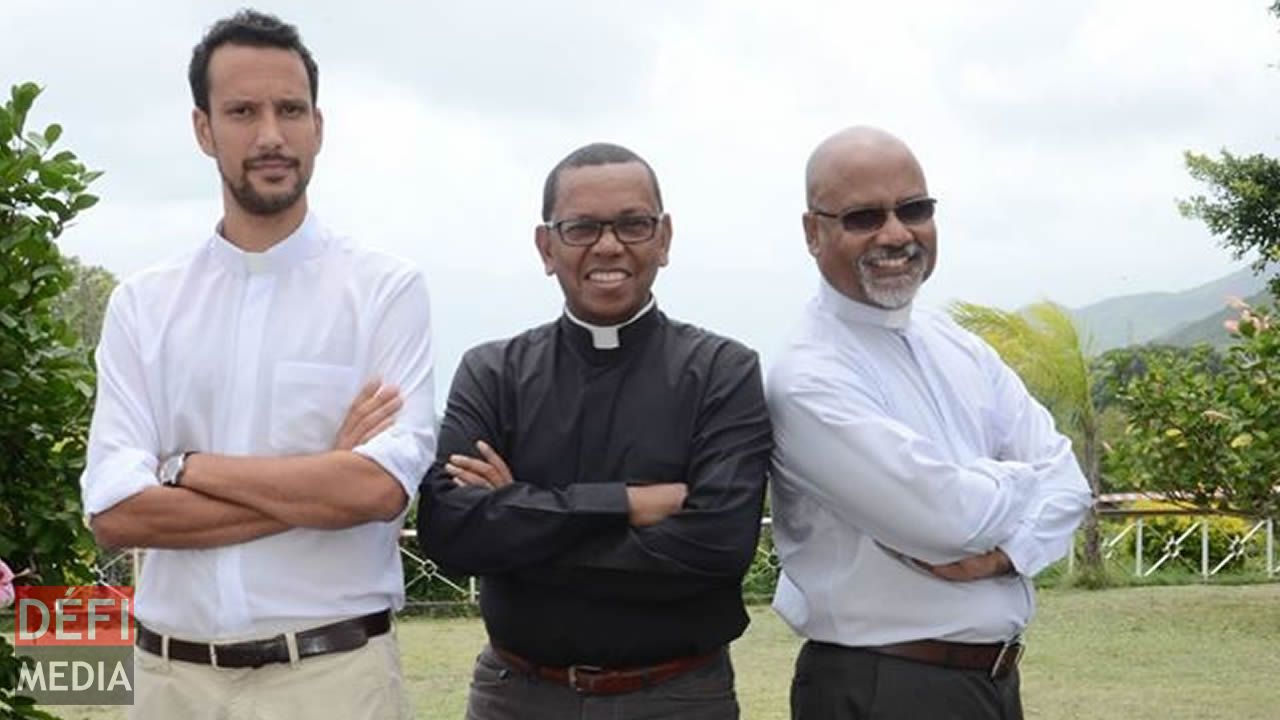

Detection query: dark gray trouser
xmin=465 ymin=644 xmax=739 ymax=720
xmin=791 ymin=640 xmax=1023 ymax=720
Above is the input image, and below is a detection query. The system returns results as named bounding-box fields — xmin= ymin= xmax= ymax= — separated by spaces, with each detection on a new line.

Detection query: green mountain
xmin=1155 ymin=289 xmax=1275 ymax=349
xmin=1071 ymin=268 xmax=1268 ymax=353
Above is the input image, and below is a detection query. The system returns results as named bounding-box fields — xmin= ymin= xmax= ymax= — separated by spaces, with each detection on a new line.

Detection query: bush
xmin=1 ymin=81 xmax=101 ymax=720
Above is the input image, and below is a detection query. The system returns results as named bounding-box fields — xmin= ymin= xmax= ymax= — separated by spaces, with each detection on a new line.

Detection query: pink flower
xmin=0 ymin=558 xmax=13 ymax=608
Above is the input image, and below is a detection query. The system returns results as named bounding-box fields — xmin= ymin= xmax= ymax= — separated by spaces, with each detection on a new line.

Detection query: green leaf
xmin=0 ymin=106 xmax=12 ymax=142
xmin=37 ymin=165 xmax=67 ymax=189
xmin=10 ymin=82 xmax=41 ymax=123
xmin=70 ymin=193 xmax=99 ymax=211
xmin=43 ymin=123 xmax=62 ymax=145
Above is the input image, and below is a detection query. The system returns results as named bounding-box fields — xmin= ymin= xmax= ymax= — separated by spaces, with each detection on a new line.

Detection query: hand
xmin=917 ymin=548 xmax=1014 ymax=582
xmin=447 ymin=441 xmax=513 ymax=490
xmin=625 ymin=483 xmax=688 ymax=527
xmin=333 ymin=380 xmax=402 ymax=451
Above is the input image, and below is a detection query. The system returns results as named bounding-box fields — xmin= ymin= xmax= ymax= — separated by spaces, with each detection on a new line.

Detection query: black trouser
xmin=791 ymin=640 xmax=1023 ymax=720
xmin=466 ymin=644 xmax=739 ymax=720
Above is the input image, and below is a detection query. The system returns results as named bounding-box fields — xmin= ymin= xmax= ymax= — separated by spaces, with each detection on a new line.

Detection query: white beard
xmin=857 ymin=243 xmax=927 ymax=309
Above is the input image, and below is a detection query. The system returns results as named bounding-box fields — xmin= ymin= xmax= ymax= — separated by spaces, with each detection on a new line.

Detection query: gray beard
xmin=857 ymin=244 xmax=927 ymax=309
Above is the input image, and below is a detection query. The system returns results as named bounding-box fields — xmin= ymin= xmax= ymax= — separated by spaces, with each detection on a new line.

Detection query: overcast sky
xmin=5 ymin=0 xmax=1278 ymax=389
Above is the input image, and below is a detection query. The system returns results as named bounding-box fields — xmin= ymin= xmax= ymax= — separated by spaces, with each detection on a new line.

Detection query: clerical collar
xmin=563 ymin=297 xmax=657 ymax=349
xmin=208 ymin=212 xmax=326 ymax=275
xmin=816 ymin=276 xmax=913 ymax=331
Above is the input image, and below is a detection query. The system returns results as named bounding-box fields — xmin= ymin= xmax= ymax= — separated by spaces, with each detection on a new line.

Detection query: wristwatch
xmin=158 ymin=452 xmax=192 ymax=487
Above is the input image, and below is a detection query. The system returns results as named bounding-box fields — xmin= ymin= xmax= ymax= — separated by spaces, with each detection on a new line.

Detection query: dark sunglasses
xmin=810 ymin=197 xmax=937 ymax=234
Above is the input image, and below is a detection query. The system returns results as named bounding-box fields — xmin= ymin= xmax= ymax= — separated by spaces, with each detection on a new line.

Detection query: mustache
xmin=861 ymin=242 xmax=925 ymax=264
xmin=243 ymin=154 xmax=299 ymax=170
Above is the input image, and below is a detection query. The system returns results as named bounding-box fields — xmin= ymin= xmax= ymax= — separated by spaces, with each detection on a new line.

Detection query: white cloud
xmin=5 ymin=0 xmax=1278 ymax=387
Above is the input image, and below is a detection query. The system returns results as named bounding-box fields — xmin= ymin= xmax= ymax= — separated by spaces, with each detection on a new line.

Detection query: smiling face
xmin=804 ymin=133 xmax=937 ymax=309
xmin=535 ymin=161 xmax=672 ymax=325
xmin=193 ymin=43 xmax=322 ymax=219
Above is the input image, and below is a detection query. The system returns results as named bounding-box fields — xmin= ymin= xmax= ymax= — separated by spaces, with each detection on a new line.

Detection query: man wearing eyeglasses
xmin=418 ymin=143 xmax=771 ymax=719
xmin=767 ymin=126 xmax=1091 ymax=719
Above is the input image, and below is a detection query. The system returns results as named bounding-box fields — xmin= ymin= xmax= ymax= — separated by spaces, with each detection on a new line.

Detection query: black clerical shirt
xmin=417 ymin=306 xmax=771 ymax=668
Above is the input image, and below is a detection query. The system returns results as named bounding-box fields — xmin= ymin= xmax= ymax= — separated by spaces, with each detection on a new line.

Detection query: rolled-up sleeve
xmin=351 ymin=270 xmax=437 ymax=498
xmin=81 ymin=286 xmax=160 ymax=517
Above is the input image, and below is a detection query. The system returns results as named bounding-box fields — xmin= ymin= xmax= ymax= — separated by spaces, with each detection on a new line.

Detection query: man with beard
xmin=418 ymin=143 xmax=771 ymax=719
xmin=767 ymin=126 xmax=1091 ymax=719
xmin=80 ymin=10 xmax=434 ymax=718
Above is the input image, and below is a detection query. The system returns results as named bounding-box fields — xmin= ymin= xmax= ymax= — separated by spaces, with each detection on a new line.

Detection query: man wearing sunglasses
xmin=417 ymin=143 xmax=771 ymax=718
xmin=767 ymin=126 xmax=1091 ymax=719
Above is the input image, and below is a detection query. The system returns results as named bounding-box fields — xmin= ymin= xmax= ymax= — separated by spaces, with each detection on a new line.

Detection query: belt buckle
xmin=567 ymin=665 xmax=604 ymax=694
xmin=990 ymin=640 xmax=1024 ymax=681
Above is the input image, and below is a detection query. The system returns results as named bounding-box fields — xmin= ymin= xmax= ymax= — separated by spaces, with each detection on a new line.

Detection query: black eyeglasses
xmin=546 ymin=215 xmax=662 ymax=247
xmin=810 ymin=197 xmax=937 ymax=234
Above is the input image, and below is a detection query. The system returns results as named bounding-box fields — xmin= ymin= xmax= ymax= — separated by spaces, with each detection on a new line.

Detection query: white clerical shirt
xmin=768 ymin=279 xmax=1091 ymax=645
xmin=80 ymin=213 xmax=437 ymax=641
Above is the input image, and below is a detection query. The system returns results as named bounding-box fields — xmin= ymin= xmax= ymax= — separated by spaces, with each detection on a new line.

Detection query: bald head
xmin=801 ymin=125 xmax=937 ymax=309
xmin=805 ymin=126 xmax=924 ymax=209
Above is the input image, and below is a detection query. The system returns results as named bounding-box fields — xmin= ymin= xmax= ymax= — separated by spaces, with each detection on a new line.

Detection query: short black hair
xmin=541 ymin=142 xmax=664 ymax=222
xmin=189 ymin=9 xmax=319 ymax=114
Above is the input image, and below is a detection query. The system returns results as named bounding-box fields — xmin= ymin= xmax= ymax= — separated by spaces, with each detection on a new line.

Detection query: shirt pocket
xmin=269 ymin=361 xmax=359 ymax=453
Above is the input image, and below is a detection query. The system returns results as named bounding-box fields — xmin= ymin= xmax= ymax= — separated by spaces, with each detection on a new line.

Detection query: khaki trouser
xmin=131 ymin=631 xmax=412 ymax=720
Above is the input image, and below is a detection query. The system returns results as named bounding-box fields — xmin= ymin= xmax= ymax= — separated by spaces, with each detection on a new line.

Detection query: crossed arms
xmin=84 ymin=273 xmax=436 ymax=551
xmin=769 ymin=345 xmax=1092 ymax=580
xmin=417 ymin=343 xmax=772 ymax=600
xmin=90 ymin=381 xmax=406 ymax=549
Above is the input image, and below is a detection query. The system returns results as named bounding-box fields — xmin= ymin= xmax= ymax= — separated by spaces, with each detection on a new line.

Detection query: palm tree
xmin=949 ymin=301 xmax=1104 ymax=579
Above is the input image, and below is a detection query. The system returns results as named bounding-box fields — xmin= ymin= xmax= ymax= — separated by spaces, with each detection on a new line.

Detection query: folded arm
xmin=83 ymin=271 xmax=436 ymax=547
xmin=416 ymin=349 xmax=631 ymax=575
xmin=769 ymin=356 xmax=1041 ymax=566
xmin=178 ymin=450 xmax=407 ymax=529
xmin=91 ymin=487 xmax=290 ymax=550
xmin=528 ymin=347 xmax=772 ymax=601
xmin=982 ymin=349 xmax=1093 ymax=576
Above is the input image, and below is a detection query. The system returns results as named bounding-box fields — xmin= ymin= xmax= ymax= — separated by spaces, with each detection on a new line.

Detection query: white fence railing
xmin=91 ymin=512 xmax=1277 ymax=610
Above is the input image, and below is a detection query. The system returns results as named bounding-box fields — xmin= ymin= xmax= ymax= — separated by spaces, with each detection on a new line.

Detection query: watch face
xmin=160 ymin=455 xmax=182 ymax=485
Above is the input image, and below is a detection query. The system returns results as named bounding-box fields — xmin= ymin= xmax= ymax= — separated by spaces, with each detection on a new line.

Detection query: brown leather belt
xmin=494 ymin=646 xmax=722 ymax=695
xmin=865 ymin=638 xmax=1024 ymax=680
xmin=135 ymin=610 xmax=392 ymax=669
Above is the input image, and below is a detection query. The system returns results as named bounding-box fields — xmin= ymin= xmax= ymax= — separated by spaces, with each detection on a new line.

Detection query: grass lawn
xmin=37 ymin=584 xmax=1280 ymax=719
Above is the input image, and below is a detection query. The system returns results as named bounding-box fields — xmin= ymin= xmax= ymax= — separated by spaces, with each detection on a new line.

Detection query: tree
xmin=1133 ymin=1 xmax=1280 ymax=521
xmin=1 ymin=81 xmax=102 ymax=720
xmin=949 ymin=301 xmax=1105 ymax=580
xmin=1180 ymin=151 xmax=1280 ymax=296
xmin=1177 ymin=3 xmax=1280 ymax=297
xmin=0 ymin=81 xmax=101 ymax=585
xmin=1111 ymin=304 xmax=1278 ymax=521
xmin=51 ymin=257 xmax=116 ymax=348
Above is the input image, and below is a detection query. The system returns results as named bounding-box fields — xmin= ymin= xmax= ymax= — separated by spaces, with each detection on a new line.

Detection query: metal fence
xmin=1072 ymin=507 xmax=1279 ymax=580
xmin=90 ymin=511 xmax=1277 ymax=612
